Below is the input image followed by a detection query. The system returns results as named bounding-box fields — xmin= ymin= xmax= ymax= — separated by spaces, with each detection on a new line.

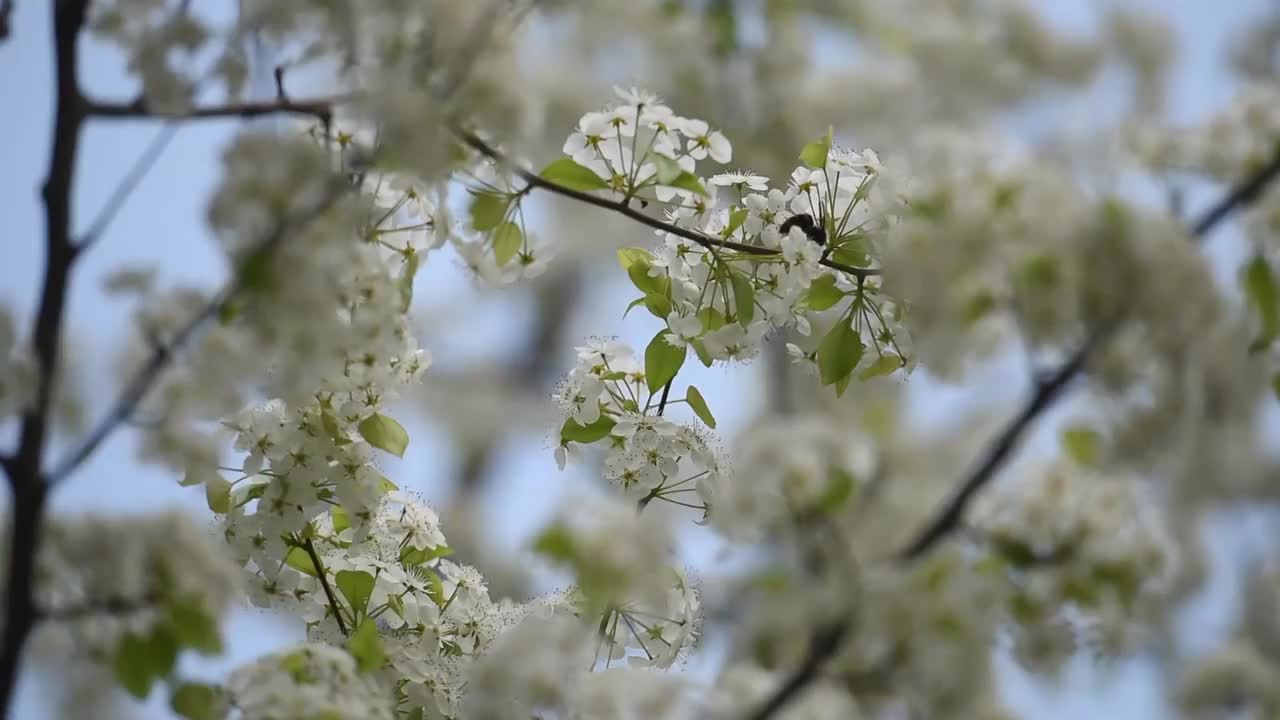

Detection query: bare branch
xmin=451 ymin=127 xmax=883 ymax=280
xmin=84 ymin=95 xmax=342 ymax=123
xmin=75 ymin=124 xmax=180 ymax=252
xmin=895 ymin=143 xmax=1280 ymax=562
xmin=48 ymin=182 xmax=348 ymax=485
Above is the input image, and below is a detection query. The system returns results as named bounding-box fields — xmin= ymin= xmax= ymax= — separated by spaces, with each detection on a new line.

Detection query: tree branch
xmin=303 ymin=538 xmax=349 ymax=636
xmin=0 ymin=2 xmax=92 ymax=716
xmin=84 ymin=95 xmax=341 ymax=123
xmin=48 ymin=182 xmax=348 ymax=485
xmin=746 ymin=622 xmax=848 ymax=720
xmin=895 ymin=143 xmax=1280 ymax=562
xmin=75 ymin=124 xmax=180 ymax=252
xmin=451 ymin=128 xmax=882 ymax=280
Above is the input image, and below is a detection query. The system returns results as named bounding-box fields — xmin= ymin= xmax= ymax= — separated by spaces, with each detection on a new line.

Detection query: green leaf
xmin=171 ymin=683 xmax=227 ymax=720
xmin=829 ymin=242 xmax=868 ymax=269
xmin=400 ymin=544 xmax=452 ymax=567
xmin=204 ymin=475 xmax=231 ymax=514
xmin=799 ymin=127 xmax=833 ymax=169
xmin=617 ymin=247 xmax=653 ymax=271
xmin=357 ymin=413 xmax=409 ymax=458
xmin=724 ymin=207 xmax=749 ymax=238
xmin=532 ymin=526 xmax=576 ymax=562
xmin=468 ymin=191 xmax=508 ymax=231
xmin=1243 ymin=254 xmax=1280 ymax=350
xmin=346 ymin=620 xmax=385 ymax=673
xmin=697 ymin=306 xmax=726 ymax=332
xmin=653 ymin=154 xmax=686 ymax=185
xmin=168 ymin=599 xmax=222 ymax=655
xmin=808 ymin=467 xmax=856 ymax=515
xmin=492 ymin=221 xmax=523 ymax=267
xmin=817 ymin=318 xmax=864 ymax=386
xmin=378 ymin=475 xmax=398 ymax=492
xmin=1061 ymin=426 xmax=1100 ymax=466
xmin=804 ymin=273 xmax=844 ymax=311
xmin=541 ymin=157 xmax=610 ymax=191
xmin=644 ymin=292 xmax=673 ymax=319
xmin=685 ymin=385 xmax=716 ymax=429
xmin=858 ymin=354 xmax=902 ymax=380
xmin=330 ymin=506 xmax=351 ymax=534
xmin=618 ymin=248 xmax=668 ymax=295
xmin=645 ymin=331 xmax=687 ymax=393
xmin=398 ymin=249 xmax=420 ymax=313
xmin=623 ymin=296 xmax=647 ymax=318
xmin=729 ymin=270 xmax=755 ymax=326
xmin=560 ymin=414 xmax=616 ymax=444
xmin=285 ymin=546 xmax=319 ymax=577
xmin=335 ymin=570 xmax=376 ymax=617
xmin=666 ymin=171 xmax=708 ymax=197
xmin=114 ymin=633 xmax=156 ymax=699
xmin=693 ymin=339 xmax=713 ymax=367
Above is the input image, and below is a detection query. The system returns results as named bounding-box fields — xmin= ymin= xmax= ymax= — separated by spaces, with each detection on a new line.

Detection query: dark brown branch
xmin=48 ymin=182 xmax=347 ymax=485
xmin=84 ymin=95 xmax=340 ymax=123
xmin=303 ymin=538 xmax=348 ymax=636
xmin=452 ymin=128 xmax=882 ymax=280
xmin=746 ymin=622 xmax=848 ymax=720
xmin=0 ymin=2 xmax=91 ymax=716
xmin=0 ymin=0 xmax=12 ymax=41
xmin=895 ymin=142 xmax=1280 ymax=563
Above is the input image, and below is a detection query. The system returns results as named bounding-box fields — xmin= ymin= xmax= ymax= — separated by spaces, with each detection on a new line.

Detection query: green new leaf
xmin=724 ymin=207 xmax=749 ymax=238
xmin=114 ymin=633 xmax=156 ymax=699
xmin=378 ymin=475 xmax=398 ymax=492
xmin=401 ymin=544 xmax=453 ymax=567
xmin=645 ymin=330 xmax=687 ymax=393
xmin=468 ymin=191 xmax=508 ymax=231
xmin=644 ymin=292 xmax=673 ymax=319
xmin=859 ymin=354 xmax=903 ymax=380
xmin=347 ymin=620 xmax=385 ymax=673
xmin=685 ymin=385 xmax=716 ymax=429
xmin=541 ymin=157 xmax=610 ymax=191
xmin=624 ymin=296 xmax=646 ymax=318
xmin=204 ymin=475 xmax=231 ymax=514
xmin=398 ymin=249 xmax=420 ymax=313
xmin=492 ymin=221 xmax=523 ymax=266
xmin=729 ymin=270 xmax=755 ymax=326
xmin=358 ymin=413 xmax=409 ymax=458
xmin=808 ymin=467 xmax=856 ymax=515
xmin=532 ymin=526 xmax=576 ymax=562
xmin=653 ymin=154 xmax=686 ymax=185
xmin=1061 ymin=426 xmax=1100 ymax=466
xmin=799 ymin=127 xmax=833 ymax=169
xmin=817 ymin=318 xmax=864 ymax=386
xmin=666 ymin=171 xmax=708 ymax=197
xmin=1243 ymin=254 xmax=1280 ymax=350
xmin=168 ymin=599 xmax=222 ymax=654
xmin=618 ymin=248 xmax=668 ymax=295
xmin=617 ymin=247 xmax=653 ymax=271
xmin=171 ymin=683 xmax=227 ymax=720
xmin=560 ymin=414 xmax=615 ymax=444
xmin=336 ymin=570 xmax=375 ymax=617
xmin=285 ymin=546 xmax=319 ymax=577
xmin=331 ymin=505 xmax=351 ymax=534
xmin=805 ymin=273 xmax=844 ymax=311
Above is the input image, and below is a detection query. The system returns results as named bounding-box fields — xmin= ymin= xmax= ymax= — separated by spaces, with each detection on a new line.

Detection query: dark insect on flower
xmin=779 ymin=212 xmax=827 ymax=247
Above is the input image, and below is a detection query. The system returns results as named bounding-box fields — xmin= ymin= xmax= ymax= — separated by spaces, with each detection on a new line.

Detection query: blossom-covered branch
xmin=896 ymin=141 xmax=1280 ymax=562
xmin=452 ymin=127 xmax=883 ymax=280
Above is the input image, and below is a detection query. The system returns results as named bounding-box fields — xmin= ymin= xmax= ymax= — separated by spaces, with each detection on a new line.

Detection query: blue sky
xmin=0 ymin=1 xmax=1272 ymax=717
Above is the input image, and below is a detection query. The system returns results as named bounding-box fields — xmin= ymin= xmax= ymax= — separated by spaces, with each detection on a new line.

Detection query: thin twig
xmin=656 ymin=380 xmax=673 ymax=416
xmin=451 ymin=127 xmax=882 ymax=280
xmin=895 ymin=142 xmax=1280 ymax=563
xmin=303 ymin=538 xmax=349 ymax=636
xmin=75 ymin=124 xmax=180 ymax=252
xmin=48 ymin=182 xmax=348 ymax=484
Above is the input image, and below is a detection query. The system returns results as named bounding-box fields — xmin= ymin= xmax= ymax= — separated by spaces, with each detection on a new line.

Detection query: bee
xmin=779 ymin=211 xmax=827 ymax=247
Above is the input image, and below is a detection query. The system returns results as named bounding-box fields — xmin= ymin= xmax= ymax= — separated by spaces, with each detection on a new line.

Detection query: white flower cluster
xmin=30 ymin=512 xmax=242 ymax=674
xmin=700 ymin=417 xmax=878 ymax=541
xmin=227 ymin=643 xmax=395 ymax=720
xmin=552 ymin=339 xmax=721 ymax=509
xmin=976 ymin=460 xmax=1178 ymax=663
xmin=534 ymin=496 xmax=701 ymax=670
